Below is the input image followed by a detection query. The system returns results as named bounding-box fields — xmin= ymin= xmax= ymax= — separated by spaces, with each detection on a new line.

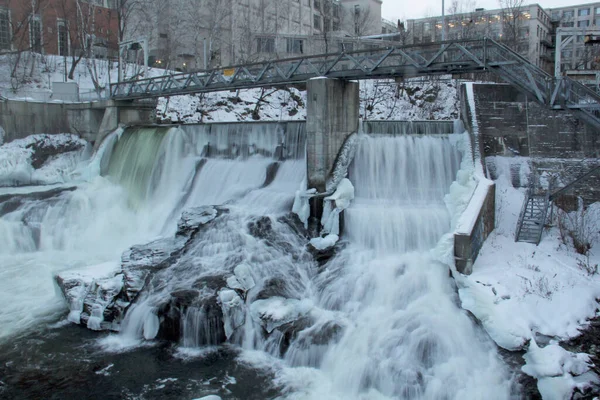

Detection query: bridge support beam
xmin=306 ymin=78 xmax=359 ymax=193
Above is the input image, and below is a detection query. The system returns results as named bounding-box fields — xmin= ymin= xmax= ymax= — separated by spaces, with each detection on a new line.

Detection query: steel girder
xmin=109 ymin=38 xmax=600 ymax=131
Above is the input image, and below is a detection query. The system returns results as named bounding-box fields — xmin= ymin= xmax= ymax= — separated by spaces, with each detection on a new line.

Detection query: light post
xmin=118 ymin=38 xmax=149 ymax=83
xmin=442 ymin=0 xmax=446 ymax=41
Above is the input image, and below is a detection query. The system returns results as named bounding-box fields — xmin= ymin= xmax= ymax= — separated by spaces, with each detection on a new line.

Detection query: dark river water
xmin=0 ymin=319 xmax=281 ymax=400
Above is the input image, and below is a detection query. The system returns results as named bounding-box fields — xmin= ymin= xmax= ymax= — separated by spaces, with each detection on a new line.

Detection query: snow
xmin=455 ymin=155 xmax=600 ymax=397
xmin=154 ymin=77 xmax=460 ymax=124
xmin=309 ymin=234 xmax=339 ymax=250
xmin=192 ymin=396 xmax=222 ymax=400
xmin=250 ymin=297 xmax=313 ymax=333
xmin=455 ymin=178 xmax=493 ymax=235
xmin=0 ymin=53 xmax=168 ymax=102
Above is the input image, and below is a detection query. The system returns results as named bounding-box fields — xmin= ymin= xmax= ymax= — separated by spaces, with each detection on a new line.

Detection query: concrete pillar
xmin=306 ymin=78 xmax=359 ymax=193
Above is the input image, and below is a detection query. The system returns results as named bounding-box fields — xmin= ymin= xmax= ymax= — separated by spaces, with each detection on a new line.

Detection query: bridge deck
xmin=110 ymin=38 xmax=600 ymax=132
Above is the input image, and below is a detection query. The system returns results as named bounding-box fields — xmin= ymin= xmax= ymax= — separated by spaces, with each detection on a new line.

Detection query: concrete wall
xmin=306 ymin=78 xmax=360 ymax=193
xmin=0 ymin=99 xmax=155 ymax=145
xmin=454 ymin=181 xmax=496 ymax=275
xmin=461 ymin=82 xmax=600 ymax=203
xmin=461 ymin=83 xmax=599 ymax=158
xmin=0 ymin=100 xmax=71 ymax=143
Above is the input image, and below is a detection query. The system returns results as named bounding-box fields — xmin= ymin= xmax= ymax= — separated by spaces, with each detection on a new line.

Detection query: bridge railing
xmin=110 ymin=39 xmax=490 ymax=99
xmin=108 ymin=37 xmax=600 ymax=132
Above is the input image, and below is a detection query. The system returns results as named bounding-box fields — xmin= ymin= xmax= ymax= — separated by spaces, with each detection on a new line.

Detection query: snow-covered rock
xmin=522 ymin=342 xmax=596 ymax=399
xmin=0 ymin=133 xmax=87 ymax=187
xmin=309 ymin=234 xmax=339 ymax=251
xmin=251 ymin=297 xmax=313 ymax=333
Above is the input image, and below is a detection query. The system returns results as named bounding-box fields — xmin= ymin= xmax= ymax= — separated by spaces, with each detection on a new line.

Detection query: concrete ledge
xmin=454 ymin=179 xmax=495 ymax=275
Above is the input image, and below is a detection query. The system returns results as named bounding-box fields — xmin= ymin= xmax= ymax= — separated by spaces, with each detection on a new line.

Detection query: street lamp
xmin=442 ymin=0 xmax=446 ymax=41
xmin=118 ymin=38 xmax=149 ymax=83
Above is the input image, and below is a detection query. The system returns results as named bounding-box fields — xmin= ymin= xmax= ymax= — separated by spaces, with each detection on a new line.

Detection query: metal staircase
xmin=515 ymin=162 xmax=600 ymax=244
xmin=515 ymin=189 xmax=550 ymax=244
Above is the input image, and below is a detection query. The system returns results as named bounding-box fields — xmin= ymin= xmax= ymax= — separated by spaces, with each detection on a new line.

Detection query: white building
xmin=547 ymin=2 xmax=600 ymax=74
xmin=406 ymin=4 xmax=554 ymax=73
xmin=125 ymin=0 xmax=397 ymax=70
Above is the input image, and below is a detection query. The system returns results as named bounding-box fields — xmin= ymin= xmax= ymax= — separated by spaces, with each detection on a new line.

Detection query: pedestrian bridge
xmin=110 ymin=38 xmax=600 ymax=130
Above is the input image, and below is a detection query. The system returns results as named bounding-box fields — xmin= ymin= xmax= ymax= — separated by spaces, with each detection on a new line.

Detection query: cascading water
xmin=0 ymin=121 xmax=518 ymax=399
xmin=0 ymin=122 xmax=306 ymax=343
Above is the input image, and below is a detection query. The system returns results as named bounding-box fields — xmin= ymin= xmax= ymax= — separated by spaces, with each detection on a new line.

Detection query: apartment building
xmin=0 ymin=0 xmax=119 ymax=58
xmin=406 ymin=4 xmax=554 ymax=72
xmin=127 ymin=0 xmax=396 ymax=70
xmin=547 ymin=2 xmax=600 ymax=73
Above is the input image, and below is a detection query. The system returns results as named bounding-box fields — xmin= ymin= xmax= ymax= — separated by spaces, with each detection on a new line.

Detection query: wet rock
xmin=176 ymin=206 xmax=221 ymax=237
xmin=122 ymin=236 xmax=187 ymax=303
xmin=254 ymin=278 xmax=292 ymax=301
xmin=308 ymin=240 xmax=345 ymax=268
xmin=193 ymin=275 xmax=228 ymax=291
xmin=57 ymin=206 xmax=226 ymax=333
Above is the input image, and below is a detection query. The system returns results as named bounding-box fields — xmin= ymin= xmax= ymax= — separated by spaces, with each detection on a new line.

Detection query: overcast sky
xmin=382 ymin=0 xmax=599 ymax=21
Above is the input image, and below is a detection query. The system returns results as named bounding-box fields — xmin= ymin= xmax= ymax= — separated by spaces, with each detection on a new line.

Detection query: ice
xmin=522 ymin=342 xmax=594 ymax=399
xmin=324 ymin=178 xmax=354 ymax=210
xmin=309 ymin=234 xmax=339 ymax=250
xmin=218 ymin=289 xmax=245 ymax=339
xmin=226 ymin=263 xmax=256 ymax=292
xmin=192 ymin=396 xmax=222 ymax=400
xmin=292 ymin=183 xmax=315 ymax=227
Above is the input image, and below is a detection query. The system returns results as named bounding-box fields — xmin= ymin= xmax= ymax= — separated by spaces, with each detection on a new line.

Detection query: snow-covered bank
xmin=155 ymin=78 xmax=460 ymax=123
xmin=456 ymin=156 xmax=600 ymax=398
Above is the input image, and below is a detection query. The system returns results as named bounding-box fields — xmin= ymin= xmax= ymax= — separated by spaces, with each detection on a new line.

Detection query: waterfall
xmin=0 ymin=121 xmax=306 ymax=343
xmin=281 ymin=133 xmax=513 ymax=399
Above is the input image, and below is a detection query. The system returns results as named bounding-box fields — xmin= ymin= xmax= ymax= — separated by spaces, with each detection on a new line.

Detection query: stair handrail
xmin=536 ymin=191 xmax=551 ymax=244
xmin=549 ymin=163 xmax=600 ymax=200
xmin=515 ymin=186 xmax=533 ymax=241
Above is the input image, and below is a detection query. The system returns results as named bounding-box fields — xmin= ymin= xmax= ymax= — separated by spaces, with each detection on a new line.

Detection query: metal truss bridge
xmin=110 ymin=37 xmax=600 ymax=130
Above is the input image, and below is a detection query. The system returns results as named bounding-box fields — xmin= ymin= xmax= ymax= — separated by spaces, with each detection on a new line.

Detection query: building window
xmin=562 ymin=21 xmax=574 ymax=27
xmin=596 ymin=18 xmax=600 ymax=26
xmin=314 ymin=14 xmax=321 ymax=30
xmin=30 ymin=16 xmax=42 ymax=53
xmin=563 ymin=10 xmax=574 ymax=18
xmin=578 ymin=8 xmax=590 ymax=17
xmin=313 ymin=0 xmax=321 ymax=10
xmin=256 ymin=37 xmax=275 ymax=53
xmin=339 ymin=42 xmax=354 ymax=52
xmin=58 ymin=21 xmax=69 ymax=56
xmin=286 ymin=38 xmax=304 ymax=53
xmin=551 ymin=11 xmax=560 ymax=20
xmin=424 ymin=22 xmax=431 ymax=33
xmin=0 ymin=9 xmax=10 ymax=50
xmin=578 ymin=20 xmax=590 ymax=28
xmin=333 ymin=3 xmax=340 ymax=18
xmin=333 ymin=20 xmax=339 ymax=31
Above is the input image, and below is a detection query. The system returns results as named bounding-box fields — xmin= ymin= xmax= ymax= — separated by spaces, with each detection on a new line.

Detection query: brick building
xmin=0 ymin=0 xmax=119 ymax=59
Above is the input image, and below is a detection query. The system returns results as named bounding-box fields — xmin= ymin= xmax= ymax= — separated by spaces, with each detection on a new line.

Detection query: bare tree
xmin=499 ymin=0 xmax=526 ymax=52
